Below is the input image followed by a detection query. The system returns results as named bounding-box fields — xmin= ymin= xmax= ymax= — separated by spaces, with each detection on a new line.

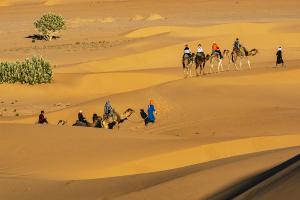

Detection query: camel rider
xmin=196 ymin=44 xmax=205 ymax=58
xmin=212 ymin=41 xmax=223 ymax=59
xmin=104 ymin=100 xmax=114 ymax=118
xmin=183 ymin=44 xmax=192 ymax=58
xmin=233 ymin=38 xmax=242 ymax=51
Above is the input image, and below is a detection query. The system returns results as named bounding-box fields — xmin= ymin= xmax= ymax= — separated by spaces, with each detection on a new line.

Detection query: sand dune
xmin=0 ymin=0 xmax=300 ymax=199
xmin=0 ymin=128 xmax=298 ymax=200
xmin=1 ymin=123 xmax=299 ymax=180
xmin=55 ymin=21 xmax=300 ymax=74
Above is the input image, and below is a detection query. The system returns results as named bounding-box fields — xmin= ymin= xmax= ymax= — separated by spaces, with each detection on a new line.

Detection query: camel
xmin=195 ymin=53 xmax=210 ymax=76
xmin=72 ymin=108 xmax=135 ymax=129
xmin=231 ymin=47 xmax=258 ymax=70
xmin=102 ymin=108 xmax=135 ymax=129
xmin=223 ymin=49 xmax=231 ymax=71
xmin=208 ymin=52 xmax=224 ymax=73
xmin=182 ymin=53 xmax=195 ymax=78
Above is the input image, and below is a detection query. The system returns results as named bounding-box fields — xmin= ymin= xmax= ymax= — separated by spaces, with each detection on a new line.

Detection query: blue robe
xmin=147 ymin=104 xmax=156 ymax=121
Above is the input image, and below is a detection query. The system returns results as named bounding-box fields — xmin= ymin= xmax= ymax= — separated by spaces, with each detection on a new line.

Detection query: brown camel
xmin=231 ymin=47 xmax=258 ymax=70
xmin=223 ymin=49 xmax=231 ymax=71
xmin=207 ymin=52 xmax=223 ymax=73
xmin=195 ymin=53 xmax=210 ymax=76
xmin=182 ymin=53 xmax=195 ymax=78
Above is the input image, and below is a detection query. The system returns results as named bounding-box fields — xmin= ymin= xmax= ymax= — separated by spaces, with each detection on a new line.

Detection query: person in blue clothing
xmin=104 ymin=100 xmax=113 ymax=119
xmin=146 ymin=99 xmax=157 ymax=125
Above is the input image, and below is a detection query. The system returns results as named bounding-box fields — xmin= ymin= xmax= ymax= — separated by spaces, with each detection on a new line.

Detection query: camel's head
xmin=205 ymin=54 xmax=211 ymax=60
xmin=123 ymin=108 xmax=135 ymax=118
xmin=249 ymin=49 xmax=258 ymax=56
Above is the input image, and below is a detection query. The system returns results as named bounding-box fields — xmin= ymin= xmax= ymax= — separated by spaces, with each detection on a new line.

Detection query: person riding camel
xmin=78 ymin=110 xmax=88 ymax=125
xmin=234 ymin=38 xmax=242 ymax=50
xmin=196 ymin=44 xmax=205 ymax=58
xmin=183 ymin=44 xmax=192 ymax=58
xmin=212 ymin=41 xmax=223 ymax=59
xmin=104 ymin=100 xmax=114 ymax=119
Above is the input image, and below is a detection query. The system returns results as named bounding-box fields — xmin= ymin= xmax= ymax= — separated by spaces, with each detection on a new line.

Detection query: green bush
xmin=0 ymin=57 xmax=53 ymax=84
xmin=34 ymin=13 xmax=66 ymax=41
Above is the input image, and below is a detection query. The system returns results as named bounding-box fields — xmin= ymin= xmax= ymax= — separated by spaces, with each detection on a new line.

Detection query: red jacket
xmin=212 ymin=44 xmax=220 ymax=50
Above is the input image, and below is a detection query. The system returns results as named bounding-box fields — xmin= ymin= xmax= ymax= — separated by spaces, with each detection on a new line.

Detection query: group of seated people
xmin=76 ymin=100 xmax=115 ymax=126
xmin=38 ymin=99 xmax=157 ymax=127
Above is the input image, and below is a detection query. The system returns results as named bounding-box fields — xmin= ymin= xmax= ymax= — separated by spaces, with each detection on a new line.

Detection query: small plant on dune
xmin=0 ymin=56 xmax=53 ymax=85
xmin=34 ymin=13 xmax=66 ymax=41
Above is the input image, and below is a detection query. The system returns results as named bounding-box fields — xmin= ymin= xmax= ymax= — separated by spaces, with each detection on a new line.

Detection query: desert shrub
xmin=0 ymin=56 xmax=53 ymax=84
xmin=34 ymin=13 xmax=66 ymax=41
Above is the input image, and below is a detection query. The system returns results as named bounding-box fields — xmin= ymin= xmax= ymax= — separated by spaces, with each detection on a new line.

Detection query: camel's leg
xmin=220 ymin=60 xmax=224 ymax=72
xmin=227 ymin=56 xmax=231 ymax=71
xmin=183 ymin=68 xmax=187 ymax=78
xmin=247 ymin=58 xmax=251 ymax=70
xmin=210 ymin=64 xmax=214 ymax=74
xmin=217 ymin=60 xmax=222 ymax=73
xmin=239 ymin=60 xmax=242 ymax=70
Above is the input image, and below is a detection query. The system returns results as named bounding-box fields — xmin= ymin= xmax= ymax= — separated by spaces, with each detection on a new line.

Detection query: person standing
xmin=276 ymin=47 xmax=284 ymax=67
xmin=147 ymin=99 xmax=157 ymax=125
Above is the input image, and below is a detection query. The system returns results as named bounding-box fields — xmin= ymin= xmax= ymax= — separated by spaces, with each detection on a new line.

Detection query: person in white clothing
xmin=196 ymin=44 xmax=205 ymax=57
xmin=183 ymin=44 xmax=192 ymax=58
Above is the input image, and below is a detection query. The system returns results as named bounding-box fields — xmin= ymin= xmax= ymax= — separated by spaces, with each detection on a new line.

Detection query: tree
xmin=34 ymin=13 xmax=66 ymax=41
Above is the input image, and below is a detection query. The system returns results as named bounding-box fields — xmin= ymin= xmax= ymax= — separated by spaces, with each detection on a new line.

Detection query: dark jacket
xmin=78 ymin=113 xmax=86 ymax=122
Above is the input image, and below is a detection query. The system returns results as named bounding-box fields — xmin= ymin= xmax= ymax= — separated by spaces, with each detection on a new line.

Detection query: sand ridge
xmin=0 ymin=0 xmax=300 ymax=199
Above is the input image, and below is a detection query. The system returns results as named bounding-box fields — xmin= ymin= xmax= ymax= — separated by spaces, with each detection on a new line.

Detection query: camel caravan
xmin=182 ymin=38 xmax=258 ymax=78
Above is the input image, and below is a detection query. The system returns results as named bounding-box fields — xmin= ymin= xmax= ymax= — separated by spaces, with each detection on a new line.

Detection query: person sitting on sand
xmin=104 ymin=100 xmax=114 ymax=118
xmin=38 ymin=110 xmax=48 ymax=124
xmin=196 ymin=44 xmax=205 ymax=57
xmin=78 ymin=110 xmax=88 ymax=125
xmin=183 ymin=44 xmax=192 ymax=58
xmin=147 ymin=99 xmax=157 ymax=125
xmin=276 ymin=46 xmax=284 ymax=67
xmin=212 ymin=41 xmax=223 ymax=59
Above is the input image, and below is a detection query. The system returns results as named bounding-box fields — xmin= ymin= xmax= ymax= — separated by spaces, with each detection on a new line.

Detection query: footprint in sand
xmin=146 ymin=14 xmax=165 ymax=21
xmin=98 ymin=17 xmax=116 ymax=23
xmin=131 ymin=15 xmax=145 ymax=21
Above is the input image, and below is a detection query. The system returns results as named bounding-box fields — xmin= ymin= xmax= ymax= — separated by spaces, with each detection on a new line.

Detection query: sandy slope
xmin=0 ymin=0 xmax=300 ymax=199
xmin=0 ymin=128 xmax=299 ymax=200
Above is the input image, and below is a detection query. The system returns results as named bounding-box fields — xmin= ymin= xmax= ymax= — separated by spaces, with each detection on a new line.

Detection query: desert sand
xmin=0 ymin=0 xmax=300 ymax=199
